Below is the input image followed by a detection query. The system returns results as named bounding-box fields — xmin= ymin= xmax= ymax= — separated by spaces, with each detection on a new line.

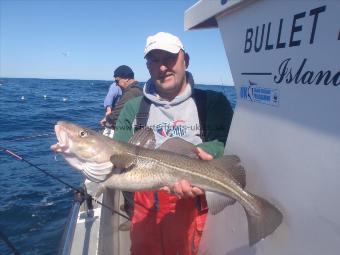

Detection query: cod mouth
xmin=50 ymin=124 xmax=70 ymax=153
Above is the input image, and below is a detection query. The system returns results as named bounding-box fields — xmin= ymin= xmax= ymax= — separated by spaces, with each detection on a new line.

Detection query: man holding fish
xmin=114 ymin=32 xmax=234 ymax=255
xmin=51 ymin=32 xmax=282 ymax=255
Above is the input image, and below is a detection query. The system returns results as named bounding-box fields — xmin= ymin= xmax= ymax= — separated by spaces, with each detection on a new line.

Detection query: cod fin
xmin=82 ymin=161 xmax=113 ymax=183
xmin=209 ymin=155 xmax=246 ymax=188
xmin=95 ymin=183 xmax=106 ymax=198
xmin=110 ymin=154 xmax=136 ymax=171
xmin=158 ymin=144 xmax=246 ymax=214
xmin=206 ymin=191 xmax=238 ymax=215
xmin=159 ymin=138 xmax=237 ymax=215
xmin=245 ymin=194 xmax=283 ymax=245
xmin=129 ymin=128 xmax=156 ymax=149
xmin=158 ymin=137 xmax=198 ymax=158
xmin=205 ymin=155 xmax=246 ymax=214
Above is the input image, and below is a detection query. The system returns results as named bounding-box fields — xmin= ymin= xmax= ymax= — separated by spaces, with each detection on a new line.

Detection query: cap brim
xmin=144 ymin=43 xmax=181 ymax=57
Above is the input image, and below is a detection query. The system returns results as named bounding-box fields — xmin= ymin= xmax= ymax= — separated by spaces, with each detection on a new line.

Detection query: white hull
xmin=186 ymin=1 xmax=340 ymax=254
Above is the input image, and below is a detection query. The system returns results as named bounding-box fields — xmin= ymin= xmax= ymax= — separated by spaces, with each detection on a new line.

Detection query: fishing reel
xmin=74 ymin=185 xmax=94 ymax=217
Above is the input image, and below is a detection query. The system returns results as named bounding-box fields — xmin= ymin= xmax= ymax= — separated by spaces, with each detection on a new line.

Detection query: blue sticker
xmin=240 ymin=80 xmax=279 ymax=107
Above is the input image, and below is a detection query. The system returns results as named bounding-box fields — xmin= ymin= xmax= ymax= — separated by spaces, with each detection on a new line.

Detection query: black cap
xmin=114 ymin=65 xmax=134 ymax=79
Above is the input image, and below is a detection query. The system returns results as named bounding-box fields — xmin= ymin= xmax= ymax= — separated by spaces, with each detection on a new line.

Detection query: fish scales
xmin=112 ymin=142 xmax=260 ymax=216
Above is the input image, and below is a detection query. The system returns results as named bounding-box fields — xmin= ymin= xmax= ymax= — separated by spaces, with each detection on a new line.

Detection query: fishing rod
xmin=0 ymin=230 xmax=21 ymax=255
xmin=0 ymin=146 xmax=129 ymax=220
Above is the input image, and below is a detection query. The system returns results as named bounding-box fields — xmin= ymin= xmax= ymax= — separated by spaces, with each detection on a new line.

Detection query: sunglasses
xmin=147 ymin=52 xmax=179 ymax=67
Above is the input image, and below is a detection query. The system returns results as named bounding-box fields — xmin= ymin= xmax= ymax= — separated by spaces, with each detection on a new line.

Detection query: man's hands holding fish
xmin=160 ymin=147 xmax=213 ymax=199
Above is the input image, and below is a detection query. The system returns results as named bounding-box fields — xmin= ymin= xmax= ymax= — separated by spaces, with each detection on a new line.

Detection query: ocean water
xmin=0 ymin=78 xmax=236 ymax=255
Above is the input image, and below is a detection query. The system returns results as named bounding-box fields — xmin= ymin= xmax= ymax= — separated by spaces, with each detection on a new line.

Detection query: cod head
xmin=51 ymin=121 xmax=114 ymax=182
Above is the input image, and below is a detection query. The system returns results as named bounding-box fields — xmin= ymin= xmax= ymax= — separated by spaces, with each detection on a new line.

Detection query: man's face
xmin=115 ymin=77 xmax=128 ymax=89
xmin=146 ymin=50 xmax=188 ymax=100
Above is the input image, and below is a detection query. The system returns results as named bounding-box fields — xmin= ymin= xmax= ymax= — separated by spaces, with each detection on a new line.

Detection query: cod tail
xmin=245 ymin=195 xmax=283 ymax=246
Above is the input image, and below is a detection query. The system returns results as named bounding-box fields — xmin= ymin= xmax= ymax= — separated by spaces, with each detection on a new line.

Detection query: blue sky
xmin=0 ymin=0 xmax=234 ymax=85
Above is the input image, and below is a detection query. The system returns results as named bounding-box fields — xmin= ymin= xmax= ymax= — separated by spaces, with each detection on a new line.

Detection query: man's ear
xmin=146 ymin=60 xmax=151 ymax=70
xmin=184 ymin=53 xmax=190 ymax=68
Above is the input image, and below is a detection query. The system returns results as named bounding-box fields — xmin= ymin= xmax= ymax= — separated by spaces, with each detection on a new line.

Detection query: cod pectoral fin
xmin=110 ymin=154 xmax=136 ymax=171
xmin=206 ymin=191 xmax=237 ymax=215
xmin=95 ymin=183 xmax=106 ymax=198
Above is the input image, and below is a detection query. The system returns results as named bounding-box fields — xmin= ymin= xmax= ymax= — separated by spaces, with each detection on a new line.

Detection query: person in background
xmin=105 ymin=65 xmax=142 ymax=132
xmin=105 ymin=65 xmax=143 ymax=230
xmin=114 ymin=32 xmax=233 ymax=254
xmin=100 ymin=72 xmax=122 ymax=138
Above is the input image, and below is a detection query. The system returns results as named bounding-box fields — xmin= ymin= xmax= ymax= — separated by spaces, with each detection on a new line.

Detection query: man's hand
xmin=195 ymin=147 xmax=213 ymax=161
xmin=160 ymin=179 xmax=204 ymax=199
xmin=100 ymin=117 xmax=106 ymax=127
xmin=100 ymin=107 xmax=112 ymax=126
xmin=161 ymin=147 xmax=213 ymax=199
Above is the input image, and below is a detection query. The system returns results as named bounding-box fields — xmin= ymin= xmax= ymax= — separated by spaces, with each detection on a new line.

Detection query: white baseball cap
xmin=144 ymin=32 xmax=184 ymax=57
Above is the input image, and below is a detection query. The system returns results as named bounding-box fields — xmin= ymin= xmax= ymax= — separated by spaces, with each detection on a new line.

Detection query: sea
xmin=0 ymin=78 xmax=236 ymax=255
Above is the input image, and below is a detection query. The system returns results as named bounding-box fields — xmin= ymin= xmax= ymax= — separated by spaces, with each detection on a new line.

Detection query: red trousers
xmin=130 ymin=190 xmax=208 ymax=255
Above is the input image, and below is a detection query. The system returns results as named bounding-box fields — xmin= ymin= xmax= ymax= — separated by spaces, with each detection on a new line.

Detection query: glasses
xmin=147 ymin=52 xmax=178 ymax=67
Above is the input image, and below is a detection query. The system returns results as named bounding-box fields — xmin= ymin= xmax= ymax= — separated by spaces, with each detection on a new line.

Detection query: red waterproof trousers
xmin=130 ymin=190 xmax=208 ymax=255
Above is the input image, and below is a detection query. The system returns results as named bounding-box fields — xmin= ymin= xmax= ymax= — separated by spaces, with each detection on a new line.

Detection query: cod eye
xmin=79 ymin=130 xmax=88 ymax=137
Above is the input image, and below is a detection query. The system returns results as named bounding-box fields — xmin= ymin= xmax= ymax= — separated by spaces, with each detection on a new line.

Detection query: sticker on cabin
xmin=240 ymin=80 xmax=279 ymax=106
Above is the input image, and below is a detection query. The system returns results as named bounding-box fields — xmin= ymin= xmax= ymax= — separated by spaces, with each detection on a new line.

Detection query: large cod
xmin=51 ymin=121 xmax=282 ymax=245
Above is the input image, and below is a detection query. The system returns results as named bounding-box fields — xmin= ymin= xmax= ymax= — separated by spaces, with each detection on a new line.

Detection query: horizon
xmin=0 ymin=76 xmax=235 ymax=87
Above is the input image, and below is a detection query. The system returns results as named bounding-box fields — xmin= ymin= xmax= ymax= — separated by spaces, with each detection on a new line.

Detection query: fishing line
xmin=0 ymin=146 xmax=129 ymax=220
xmin=1 ymin=132 xmax=55 ymax=142
xmin=0 ymin=230 xmax=21 ymax=255
xmin=0 ymin=124 xmax=103 ymax=143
